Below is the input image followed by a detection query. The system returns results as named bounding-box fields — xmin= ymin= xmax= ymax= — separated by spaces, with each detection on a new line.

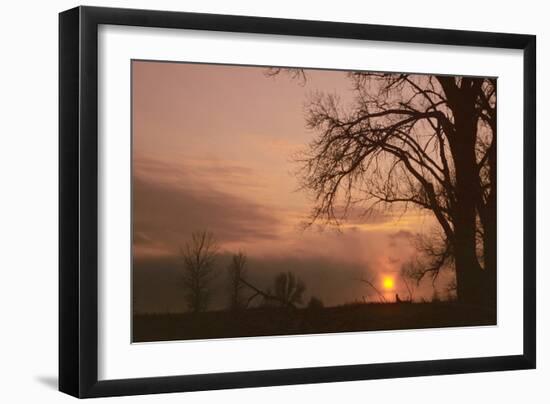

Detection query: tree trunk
xmin=441 ymin=78 xmax=486 ymax=306
xmin=450 ymin=130 xmax=484 ymax=305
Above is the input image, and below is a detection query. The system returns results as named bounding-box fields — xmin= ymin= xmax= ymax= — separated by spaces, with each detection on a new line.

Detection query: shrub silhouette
xmin=307 ymin=296 xmax=324 ymax=310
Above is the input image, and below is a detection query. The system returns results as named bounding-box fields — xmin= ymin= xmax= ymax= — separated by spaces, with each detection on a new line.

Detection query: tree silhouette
xmin=284 ymin=71 xmax=496 ymax=306
xmin=273 ymin=271 xmax=306 ymax=308
xmin=226 ymin=251 xmax=248 ymax=311
xmin=235 ymin=269 xmax=307 ymax=309
xmin=180 ymin=231 xmax=219 ymax=313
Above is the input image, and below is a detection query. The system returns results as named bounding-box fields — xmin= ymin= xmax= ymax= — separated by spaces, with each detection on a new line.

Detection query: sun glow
xmin=382 ymin=277 xmax=395 ymax=290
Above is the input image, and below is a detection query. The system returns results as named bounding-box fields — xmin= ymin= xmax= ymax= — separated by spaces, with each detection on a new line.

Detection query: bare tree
xmin=181 ymin=231 xmax=219 ymax=313
xmin=226 ymin=251 xmax=248 ymax=311
xmin=237 ymin=271 xmax=306 ymax=309
xmin=277 ymin=70 xmax=496 ymax=306
xmin=273 ymin=271 xmax=306 ymax=308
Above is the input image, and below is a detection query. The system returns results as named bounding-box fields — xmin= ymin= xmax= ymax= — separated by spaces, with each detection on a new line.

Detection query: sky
xmin=132 ymin=61 xmax=452 ymax=313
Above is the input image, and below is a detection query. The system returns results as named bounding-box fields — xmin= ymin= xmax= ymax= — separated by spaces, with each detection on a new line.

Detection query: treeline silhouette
xmin=132 ymin=230 xmax=496 ymax=342
xmin=180 ymin=230 xmax=321 ymax=313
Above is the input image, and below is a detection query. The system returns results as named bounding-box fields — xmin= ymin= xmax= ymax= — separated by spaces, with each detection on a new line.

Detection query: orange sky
xmin=132 ymin=61 xmax=451 ymax=311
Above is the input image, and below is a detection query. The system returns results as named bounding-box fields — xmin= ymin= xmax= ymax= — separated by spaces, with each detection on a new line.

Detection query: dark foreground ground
xmin=133 ymin=302 xmax=496 ymax=342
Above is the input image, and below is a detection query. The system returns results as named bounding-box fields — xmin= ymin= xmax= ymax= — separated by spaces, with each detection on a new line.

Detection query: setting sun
xmin=382 ymin=277 xmax=395 ymax=290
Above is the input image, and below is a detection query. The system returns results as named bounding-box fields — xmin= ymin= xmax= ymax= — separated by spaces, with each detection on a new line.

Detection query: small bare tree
xmin=235 ymin=269 xmax=307 ymax=309
xmin=227 ymin=251 xmax=248 ymax=311
xmin=181 ymin=231 xmax=219 ymax=313
xmin=273 ymin=271 xmax=306 ymax=308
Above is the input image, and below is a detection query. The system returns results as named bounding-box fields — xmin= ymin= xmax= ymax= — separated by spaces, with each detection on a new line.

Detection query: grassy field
xmin=133 ymin=301 xmax=496 ymax=342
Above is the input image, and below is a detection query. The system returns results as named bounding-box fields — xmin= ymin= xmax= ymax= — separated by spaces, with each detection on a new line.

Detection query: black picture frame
xmin=59 ymin=5 xmax=536 ymax=398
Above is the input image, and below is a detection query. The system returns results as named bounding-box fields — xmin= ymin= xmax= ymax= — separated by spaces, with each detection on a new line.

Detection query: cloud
xmin=133 ymin=175 xmax=282 ymax=257
xmin=387 ymin=229 xmax=416 ymax=252
xmin=388 ymin=230 xmax=415 ymax=241
xmin=134 ymin=156 xmax=264 ymax=192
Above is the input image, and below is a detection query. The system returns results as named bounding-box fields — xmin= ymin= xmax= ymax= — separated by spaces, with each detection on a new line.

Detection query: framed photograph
xmin=59 ymin=6 xmax=536 ymax=398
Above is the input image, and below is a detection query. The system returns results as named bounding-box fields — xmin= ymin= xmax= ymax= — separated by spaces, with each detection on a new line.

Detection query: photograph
xmin=131 ymin=61 xmax=497 ymax=343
